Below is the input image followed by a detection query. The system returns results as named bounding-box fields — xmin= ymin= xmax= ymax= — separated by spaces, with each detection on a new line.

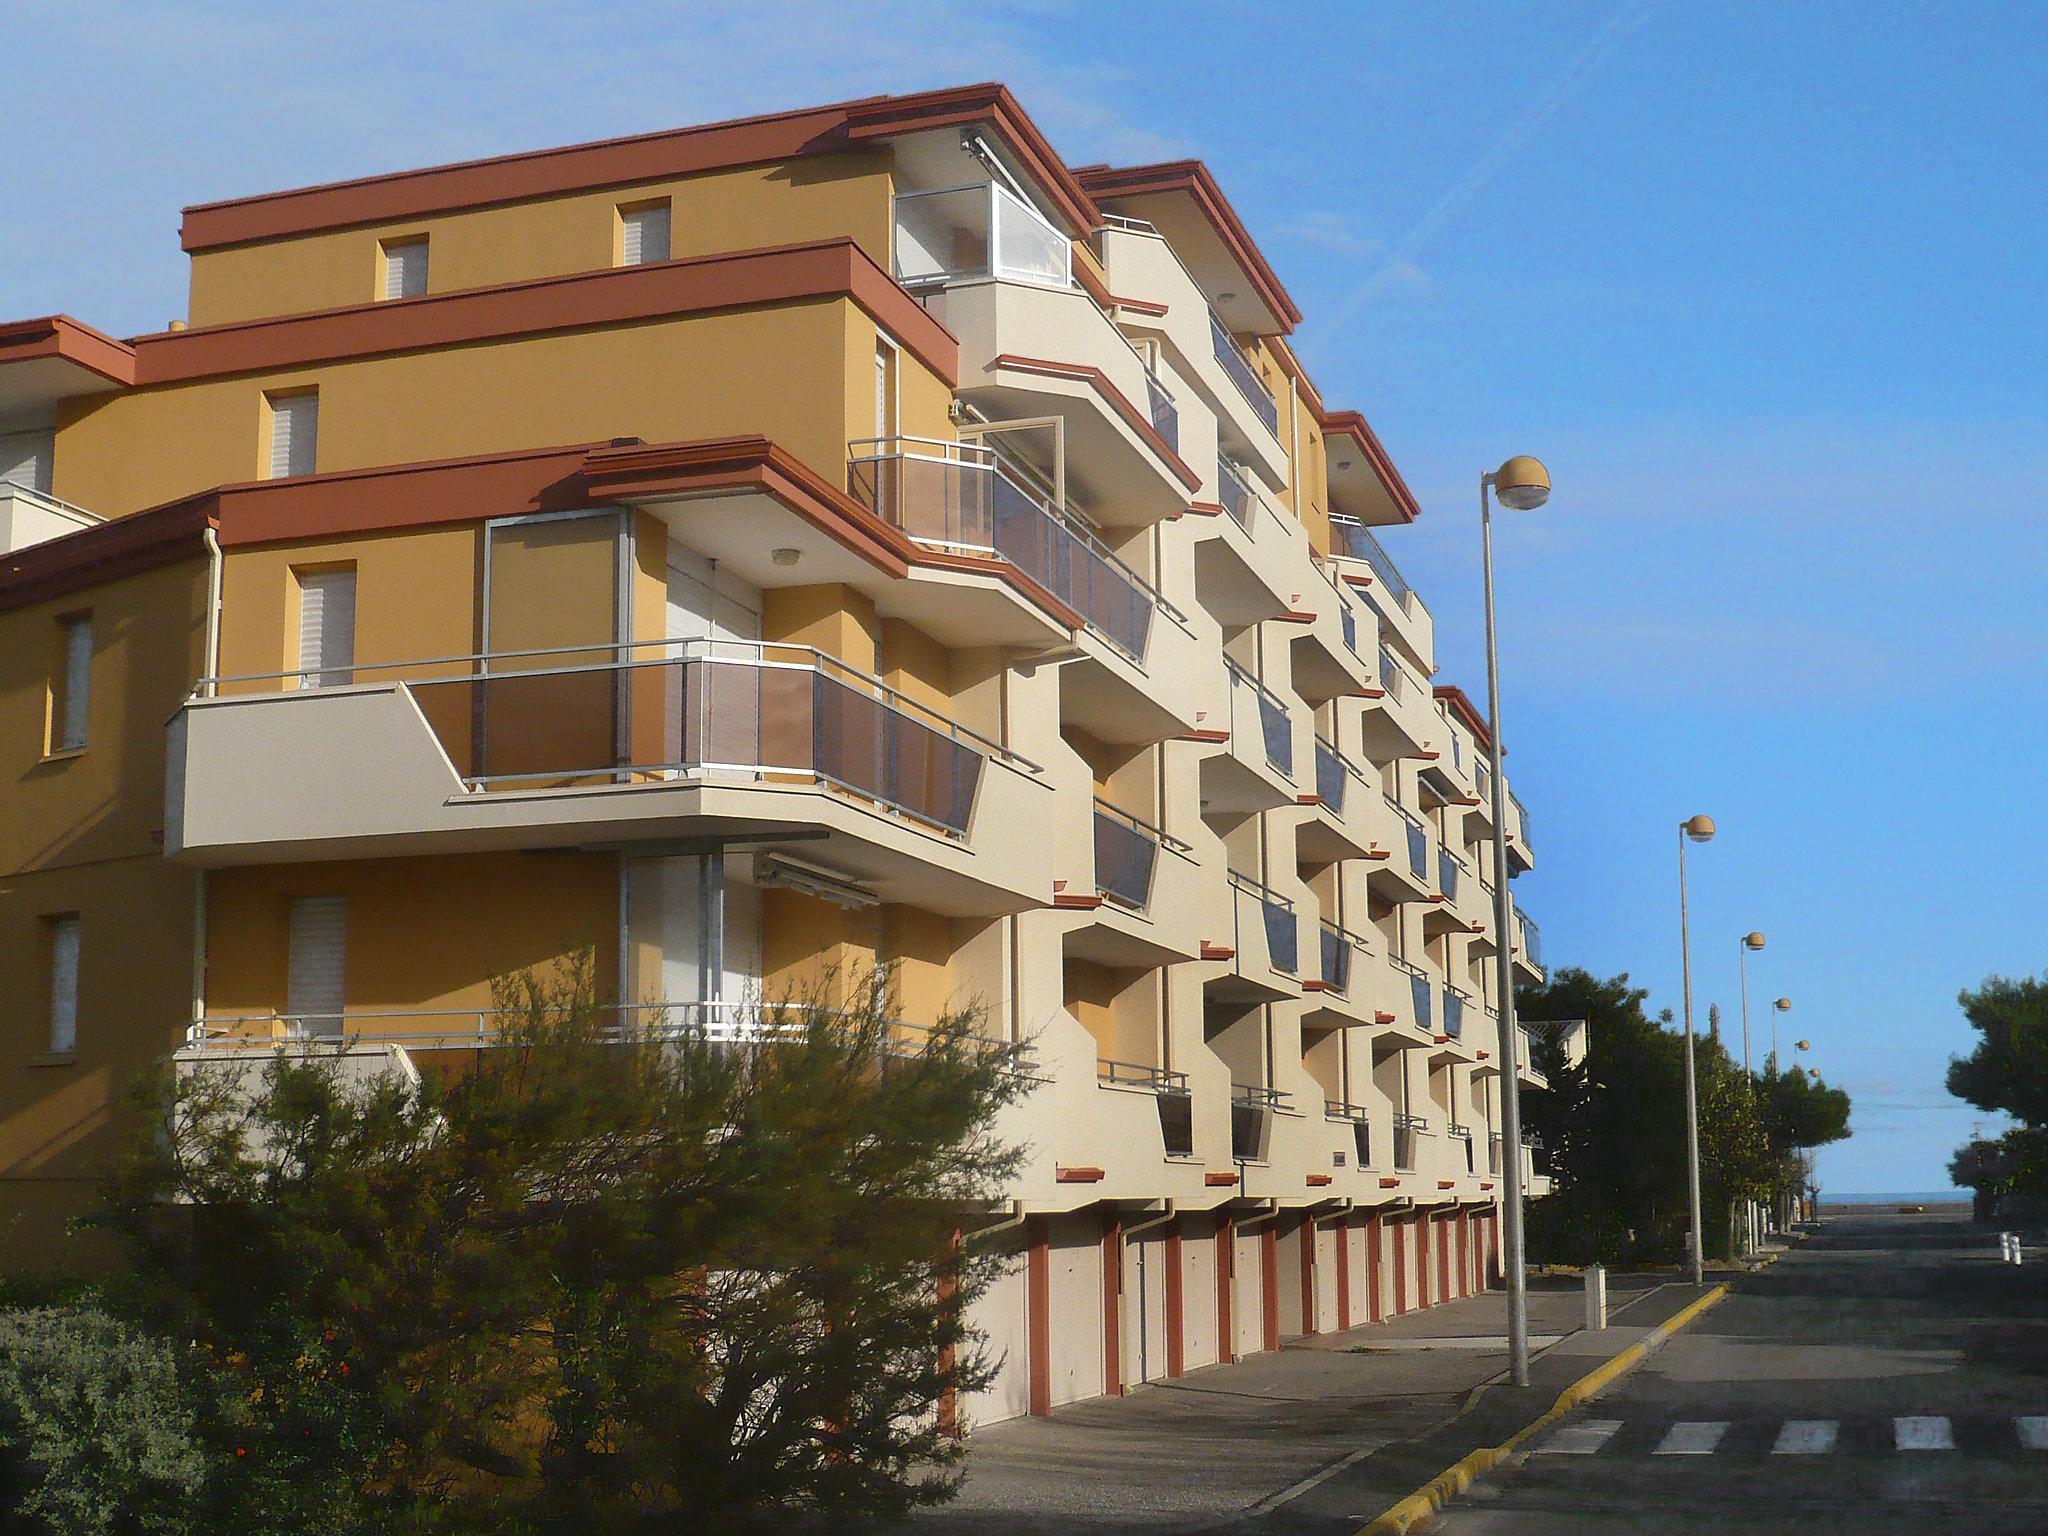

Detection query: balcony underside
xmin=1190 ymin=519 xmax=1293 ymax=628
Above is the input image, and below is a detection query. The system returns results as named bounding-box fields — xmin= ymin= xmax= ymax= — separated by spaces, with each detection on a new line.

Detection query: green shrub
xmin=0 ymin=1306 xmax=206 ymax=1536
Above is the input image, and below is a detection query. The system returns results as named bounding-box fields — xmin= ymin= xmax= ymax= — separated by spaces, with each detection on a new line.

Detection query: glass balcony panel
xmin=1443 ymin=990 xmax=1465 ymax=1040
xmin=1217 ymin=459 xmax=1258 ymax=535
xmin=1406 ymin=820 xmax=1428 ymax=880
xmin=1261 ymin=895 xmax=1298 ymax=975
xmin=413 ymin=650 xmax=986 ymax=835
xmin=1314 ymin=738 xmax=1347 ymax=816
xmin=1209 ymin=312 xmax=1279 ymax=432
xmin=1145 ymin=373 xmax=1179 ymax=454
xmin=1093 ymin=805 xmax=1159 ymax=911
xmin=893 ymin=184 xmax=1071 ymax=289
xmin=1410 ymin=973 xmax=1433 ymax=1031
xmin=991 ymin=184 xmax=1072 ymax=286
xmin=1319 ymin=924 xmax=1350 ymax=994
xmin=1437 ymin=848 xmax=1459 ymax=900
xmin=1330 ymin=516 xmax=1413 ymax=606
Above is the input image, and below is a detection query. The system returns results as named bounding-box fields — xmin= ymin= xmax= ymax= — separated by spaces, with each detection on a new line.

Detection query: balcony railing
xmin=1516 ymin=909 xmax=1543 ymax=967
xmin=1328 ymin=514 xmax=1414 ymax=608
xmin=1438 ymin=847 xmax=1467 ymax=901
xmin=1393 ymin=1111 xmax=1428 ymax=1171
xmin=1326 ymin=1099 xmax=1373 ymax=1167
xmin=1225 ymin=656 xmax=1293 ymax=777
xmin=1319 ymin=919 xmax=1370 ymax=996
xmin=1217 ymin=457 xmax=1260 ymax=536
xmin=1144 ymin=370 xmax=1180 ymax=455
xmin=893 ymin=182 xmax=1071 ymax=290
xmin=1384 ymin=794 xmax=1428 ymax=880
xmin=1230 ymin=1081 xmax=1288 ymax=1160
xmin=1390 ymin=953 xmax=1431 ymax=1032
xmin=244 ymin=638 xmax=1016 ymax=837
xmin=1314 ymin=734 xmax=1366 ymax=817
xmin=1377 ymin=645 xmax=1410 ymax=705
xmin=1208 ymin=312 xmax=1278 ymax=433
xmin=1510 ymin=789 xmax=1532 ymax=849
xmin=1444 ymin=986 xmax=1471 ymax=1041
xmin=849 ymin=438 xmax=1183 ymax=663
xmin=1093 ymin=798 xmax=1187 ymax=912
xmin=1475 ymin=759 xmax=1493 ymax=801
xmin=1229 ymin=870 xmax=1298 ymax=974
xmin=1448 ymin=1121 xmax=1476 ymax=1173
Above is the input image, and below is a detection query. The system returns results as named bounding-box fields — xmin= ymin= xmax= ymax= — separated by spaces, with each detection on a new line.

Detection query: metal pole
xmin=1738 ymin=940 xmax=1752 ymax=1077
xmin=1479 ymin=473 xmax=1530 ymax=1387
xmin=1679 ymin=827 xmax=1706 ymax=1286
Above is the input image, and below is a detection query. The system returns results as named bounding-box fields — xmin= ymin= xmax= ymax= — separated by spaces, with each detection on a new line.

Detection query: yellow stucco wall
xmin=53 ymin=300 xmax=864 ymax=519
xmin=186 ymin=152 xmax=898 ymax=326
xmin=0 ymin=558 xmax=207 ymax=1270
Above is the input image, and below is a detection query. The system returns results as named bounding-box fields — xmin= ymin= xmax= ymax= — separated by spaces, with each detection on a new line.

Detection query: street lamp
xmin=1738 ymin=931 xmax=1765 ymax=1076
xmin=1771 ymin=996 xmax=1792 ymax=1074
xmin=1678 ymin=813 xmax=1715 ymax=1286
xmin=1479 ymin=453 xmax=1548 ymax=1389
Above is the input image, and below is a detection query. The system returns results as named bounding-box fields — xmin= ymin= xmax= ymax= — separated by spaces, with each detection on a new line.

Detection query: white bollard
xmin=1585 ymin=1264 xmax=1608 ymax=1331
xmin=2016 ymin=1238 xmax=2026 ymax=1267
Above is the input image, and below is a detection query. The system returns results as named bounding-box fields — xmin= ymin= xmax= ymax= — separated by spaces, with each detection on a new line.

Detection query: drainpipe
xmin=1116 ymin=1199 xmax=1179 ymax=1390
xmin=188 ymin=525 xmax=224 ymax=1040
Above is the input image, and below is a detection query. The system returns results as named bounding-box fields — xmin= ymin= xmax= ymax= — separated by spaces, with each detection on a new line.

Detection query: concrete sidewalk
xmin=900 ymin=1274 xmax=1694 ymax=1535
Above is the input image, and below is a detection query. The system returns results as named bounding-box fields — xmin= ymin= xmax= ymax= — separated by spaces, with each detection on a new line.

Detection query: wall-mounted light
xmin=771 ymin=547 xmax=802 ymax=568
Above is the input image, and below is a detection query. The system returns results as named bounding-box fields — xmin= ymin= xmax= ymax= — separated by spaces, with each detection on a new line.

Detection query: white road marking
xmin=1653 ymin=1421 xmax=1729 ymax=1455
xmin=2016 ymin=1416 xmax=2048 ymax=1450
xmin=1894 ymin=1415 xmax=1954 ymax=1450
xmin=1537 ymin=1419 xmax=1623 ymax=1454
xmin=1772 ymin=1419 xmax=1839 ymax=1455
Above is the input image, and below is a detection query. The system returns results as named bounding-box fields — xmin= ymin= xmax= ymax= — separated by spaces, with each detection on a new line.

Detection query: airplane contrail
xmin=1304 ymin=0 xmax=1657 ymax=361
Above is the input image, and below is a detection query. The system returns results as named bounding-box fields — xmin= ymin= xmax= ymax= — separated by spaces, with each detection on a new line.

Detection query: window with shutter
xmin=268 ymin=391 xmax=318 ymax=479
xmin=620 ymin=202 xmax=671 ymax=266
xmin=46 ymin=915 xmax=80 ymax=1055
xmin=52 ymin=614 xmax=91 ymax=752
xmin=0 ymin=429 xmax=53 ymax=493
xmin=287 ymin=896 xmax=348 ymax=1037
xmin=296 ymin=568 xmax=357 ymax=687
xmin=381 ymin=238 xmax=429 ymax=299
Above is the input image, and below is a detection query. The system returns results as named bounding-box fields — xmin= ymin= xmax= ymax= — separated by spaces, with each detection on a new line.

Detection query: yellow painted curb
xmin=1355 ymin=1284 xmax=1730 ymax=1535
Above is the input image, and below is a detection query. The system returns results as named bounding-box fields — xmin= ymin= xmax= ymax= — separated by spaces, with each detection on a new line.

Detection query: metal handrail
xmin=1097 ymin=213 xmax=1159 ymax=234
xmin=1208 ymin=311 xmax=1279 ymax=432
xmin=1093 ymin=795 xmax=1192 ymax=855
xmin=1216 ymin=458 xmax=1262 ymax=536
xmin=1394 ymin=1111 xmax=1431 ymax=1132
xmin=1381 ymin=791 xmax=1426 ymax=832
xmin=193 ymin=634 xmax=1036 ymax=772
xmin=1446 ymin=1121 xmax=1474 ymax=1140
xmin=1099 ymin=1058 xmax=1189 ymax=1095
xmin=1327 ymin=514 xmax=1413 ymax=606
xmin=1387 ymin=952 xmax=1427 ymax=980
xmin=1324 ymin=1099 xmax=1372 ymax=1122
xmin=1320 ymin=918 xmax=1373 ymax=952
xmin=1226 ymin=869 xmax=1293 ymax=910
xmin=1232 ymin=1082 xmax=1290 ymax=1111
xmin=1313 ymin=733 xmax=1369 ymax=784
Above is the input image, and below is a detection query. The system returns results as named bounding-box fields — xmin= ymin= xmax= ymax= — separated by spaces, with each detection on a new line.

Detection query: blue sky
xmin=5 ymin=1 xmax=2043 ymax=1192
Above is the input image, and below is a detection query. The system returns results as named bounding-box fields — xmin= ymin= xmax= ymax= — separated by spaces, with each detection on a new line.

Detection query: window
xmin=45 ymin=915 xmax=80 ymax=1055
xmin=267 ymin=391 xmax=318 ymax=479
xmin=0 ymin=428 xmax=52 ymax=493
xmin=286 ymin=896 xmax=347 ymax=1037
xmin=874 ymin=336 xmax=898 ymax=438
xmin=295 ymin=567 xmax=357 ymax=687
xmin=50 ymin=613 xmax=91 ymax=752
xmin=619 ymin=201 xmax=671 ymax=266
xmin=380 ymin=237 xmax=429 ymax=300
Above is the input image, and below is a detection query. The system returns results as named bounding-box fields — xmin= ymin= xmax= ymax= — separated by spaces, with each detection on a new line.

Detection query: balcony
xmin=1328 ymin=515 xmax=1433 ymax=665
xmin=0 ymin=481 xmax=103 ymax=557
xmin=1325 ymin=1099 xmax=1373 ymax=1169
xmin=1390 ymin=954 xmax=1432 ymax=1036
xmin=894 ymin=181 xmax=1071 ymax=291
xmin=1189 ymin=459 xmax=1294 ymax=628
xmin=1209 ymin=312 xmax=1279 ymax=434
xmin=1209 ymin=871 xmax=1300 ymax=999
xmin=1305 ymin=919 xmax=1375 ymax=1032
xmin=1358 ymin=644 xmax=1435 ymax=761
xmin=1225 ymin=658 xmax=1293 ymax=780
xmin=1092 ymin=798 xmax=1188 ymax=914
xmin=848 ymin=438 xmax=1179 ymax=666
xmin=1447 ymin=1122 xmax=1476 ymax=1175
xmin=1231 ymin=1082 xmax=1289 ymax=1161
xmin=169 ymin=640 xmax=1054 ymax=914
xmin=1393 ymin=1111 xmax=1429 ymax=1172
xmin=1299 ymin=737 xmax=1373 ymax=865
xmin=1506 ymin=788 xmax=1535 ymax=872
xmin=1442 ymin=987 xmax=1471 ymax=1042
xmin=1513 ymin=908 xmax=1545 ymax=983
xmin=1098 ymin=1058 xmax=1194 ymax=1158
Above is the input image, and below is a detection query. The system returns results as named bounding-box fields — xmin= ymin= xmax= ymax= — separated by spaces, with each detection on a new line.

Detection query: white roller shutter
xmin=287 ymin=896 xmax=348 ymax=1036
xmin=47 ymin=916 xmax=80 ymax=1054
xmin=0 ymin=429 xmax=53 ymax=493
xmin=269 ymin=393 xmax=318 ymax=479
xmin=382 ymin=239 xmax=429 ymax=299
xmin=297 ymin=569 xmax=357 ymax=686
xmin=56 ymin=616 xmax=91 ymax=750
xmin=621 ymin=203 xmax=670 ymax=266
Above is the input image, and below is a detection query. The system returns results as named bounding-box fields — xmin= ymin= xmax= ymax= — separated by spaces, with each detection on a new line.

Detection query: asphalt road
xmin=1434 ymin=1211 xmax=2048 ymax=1534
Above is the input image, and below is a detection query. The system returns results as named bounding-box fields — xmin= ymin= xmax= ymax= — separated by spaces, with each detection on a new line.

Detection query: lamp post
xmin=1738 ymin=932 xmax=1765 ymax=1076
xmin=1678 ymin=814 xmax=1715 ymax=1286
xmin=1480 ymin=453 xmax=1548 ymax=1388
xmin=1771 ymin=996 xmax=1792 ymax=1075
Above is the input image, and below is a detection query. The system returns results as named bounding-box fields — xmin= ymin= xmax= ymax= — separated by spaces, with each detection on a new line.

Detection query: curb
xmin=1353 ymin=1283 xmax=1730 ymax=1535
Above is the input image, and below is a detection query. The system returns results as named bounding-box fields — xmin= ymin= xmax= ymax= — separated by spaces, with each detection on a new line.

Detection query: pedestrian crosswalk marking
xmin=1772 ymin=1419 xmax=1838 ymax=1455
xmin=2016 ymin=1417 xmax=2048 ymax=1450
xmin=1537 ymin=1419 xmax=1623 ymax=1454
xmin=1895 ymin=1415 xmax=1954 ymax=1451
xmin=1652 ymin=1421 xmax=1729 ymax=1455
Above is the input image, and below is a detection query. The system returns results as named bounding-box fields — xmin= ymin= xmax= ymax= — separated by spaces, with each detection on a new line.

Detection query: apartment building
xmin=0 ymin=84 xmax=1574 ymax=1425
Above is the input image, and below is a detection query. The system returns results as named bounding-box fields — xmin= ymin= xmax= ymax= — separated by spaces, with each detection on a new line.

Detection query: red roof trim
xmin=181 ymin=82 xmax=1098 ymax=251
xmin=0 ymin=315 xmax=137 ymax=387
xmin=1319 ymin=409 xmax=1421 ymax=525
xmin=1074 ymin=159 xmax=1302 ymax=330
xmin=1432 ymin=685 xmax=1493 ymax=749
